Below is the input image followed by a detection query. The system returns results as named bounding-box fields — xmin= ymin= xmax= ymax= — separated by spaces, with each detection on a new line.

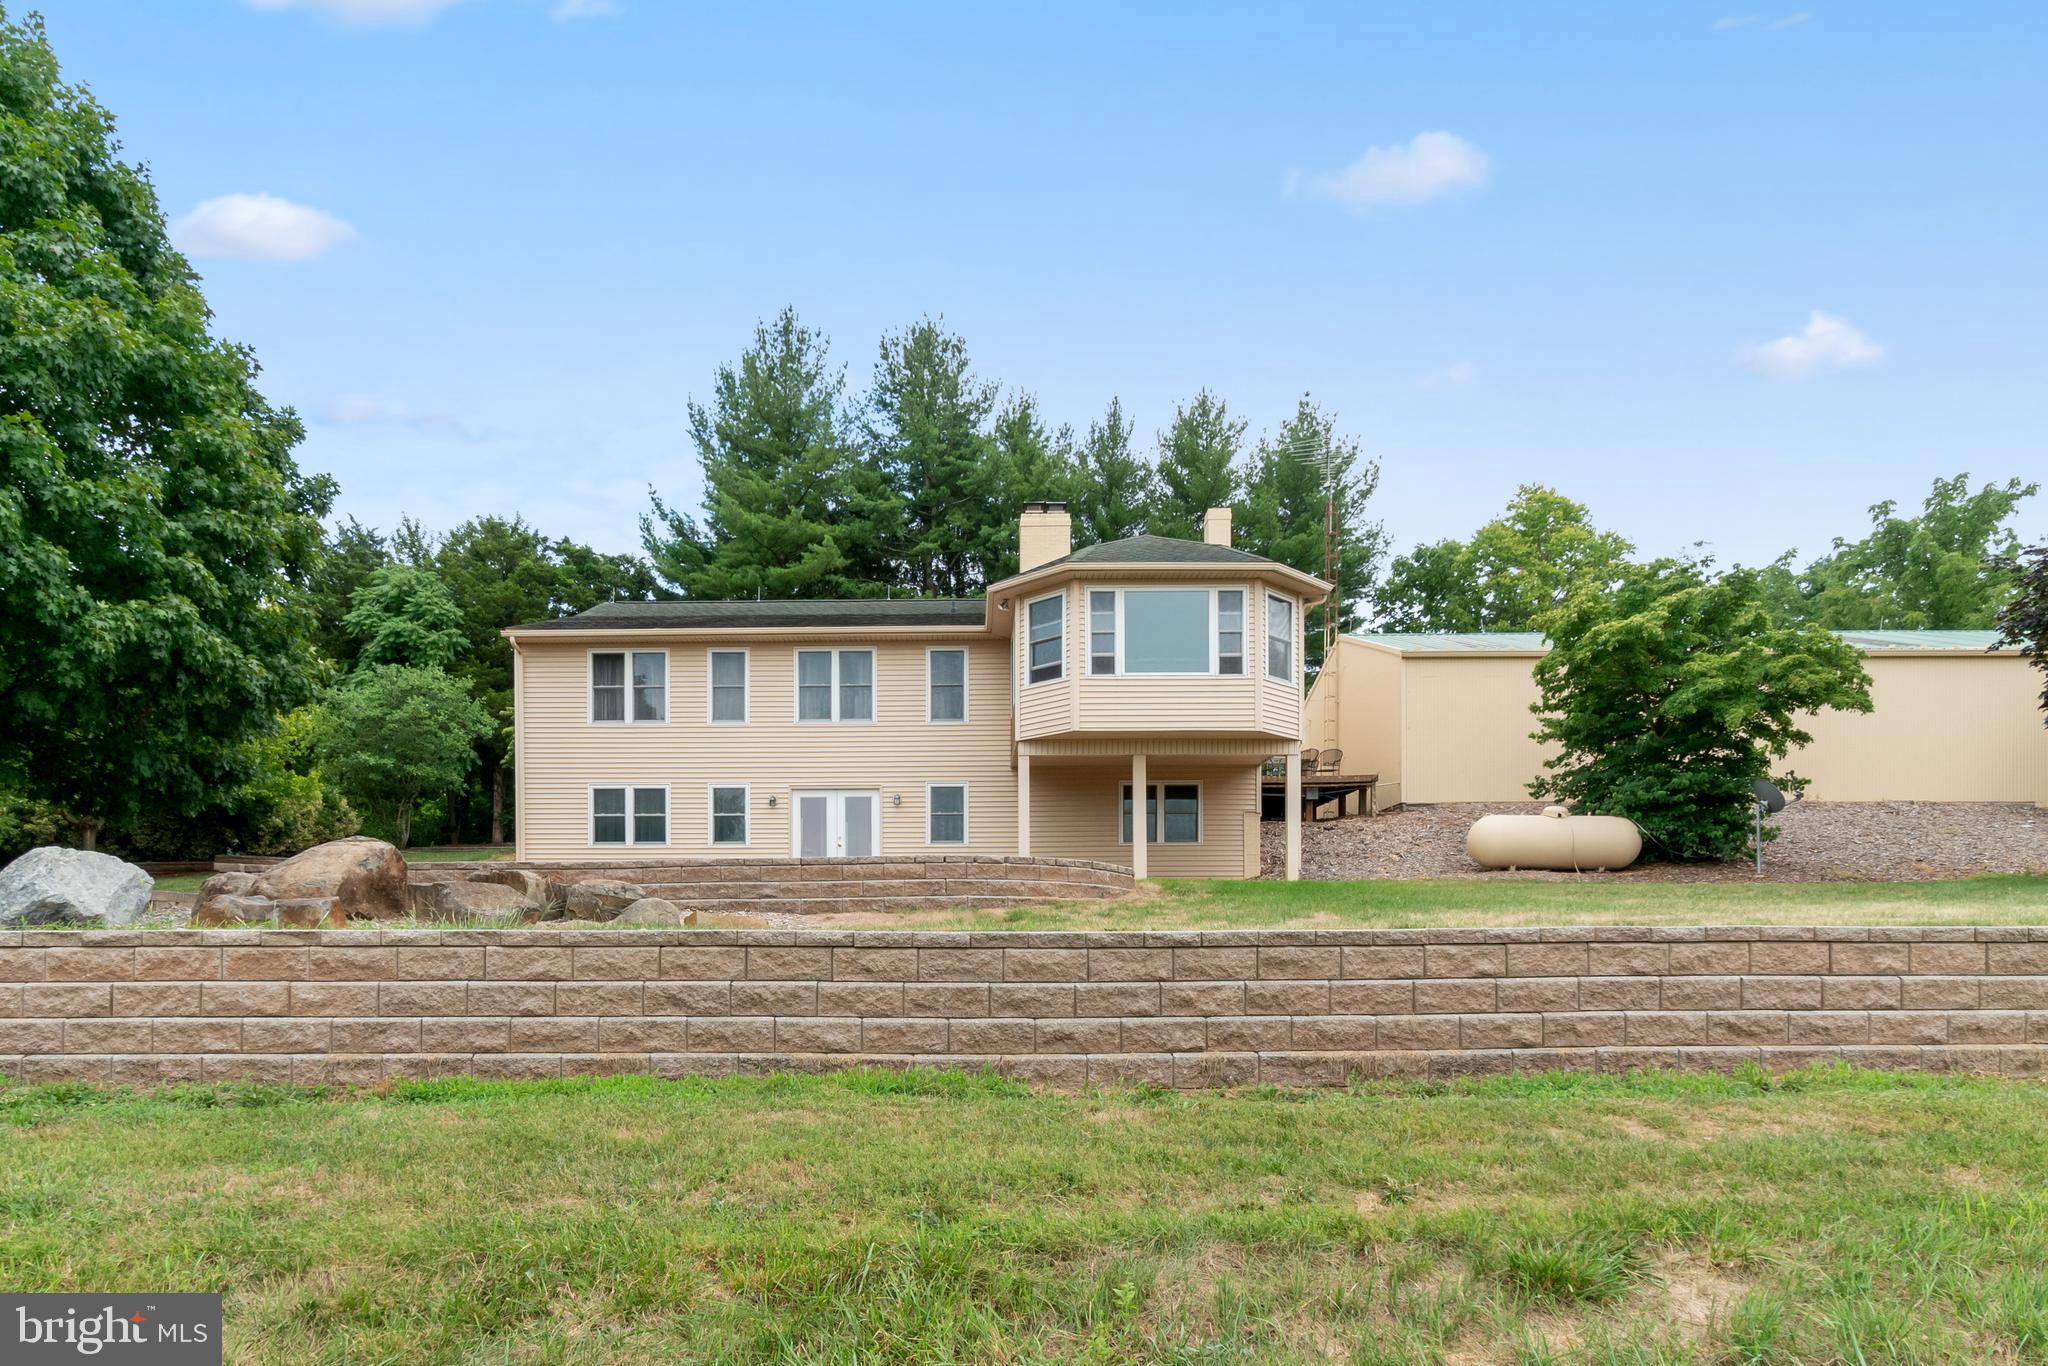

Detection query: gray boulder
xmin=421 ymin=880 xmax=540 ymax=925
xmin=0 ymin=847 xmax=154 ymax=927
xmin=613 ymin=897 xmax=697 ymax=927
xmin=562 ymin=877 xmax=644 ymax=921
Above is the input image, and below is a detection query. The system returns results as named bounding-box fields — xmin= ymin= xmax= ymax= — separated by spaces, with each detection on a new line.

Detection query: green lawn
xmin=1 ymin=1067 xmax=2042 ymax=1362
xmin=889 ymin=873 xmax=2048 ymax=932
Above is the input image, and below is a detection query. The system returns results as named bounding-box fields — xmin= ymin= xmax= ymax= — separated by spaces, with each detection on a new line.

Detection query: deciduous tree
xmin=311 ymin=665 xmax=491 ymax=849
xmin=1377 ymin=486 xmax=1634 ymax=632
xmin=343 ymin=566 xmax=465 ymax=670
xmin=0 ymin=13 xmax=330 ymax=847
xmin=1994 ymin=544 xmax=2048 ymax=723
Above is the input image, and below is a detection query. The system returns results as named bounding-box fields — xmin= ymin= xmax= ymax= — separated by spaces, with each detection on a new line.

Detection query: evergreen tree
xmin=641 ymin=307 xmax=892 ymax=598
xmin=1071 ymin=397 xmax=1154 ymax=545
xmin=983 ymin=392 xmax=1077 ymax=580
xmin=867 ymin=317 xmax=1001 ymax=595
xmin=0 ymin=13 xmax=331 ymax=847
xmin=1149 ymin=389 xmax=1244 ymax=538
xmin=1238 ymin=396 xmax=1386 ymax=676
xmin=308 ymin=518 xmax=391 ymax=663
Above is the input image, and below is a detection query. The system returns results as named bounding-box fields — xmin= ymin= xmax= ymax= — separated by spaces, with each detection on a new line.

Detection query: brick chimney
xmin=1019 ymin=501 xmax=1073 ymax=572
xmin=1202 ymin=506 xmax=1233 ymax=548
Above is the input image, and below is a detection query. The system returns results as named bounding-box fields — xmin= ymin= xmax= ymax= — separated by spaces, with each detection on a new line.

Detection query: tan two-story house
xmin=504 ymin=503 xmax=1326 ymax=879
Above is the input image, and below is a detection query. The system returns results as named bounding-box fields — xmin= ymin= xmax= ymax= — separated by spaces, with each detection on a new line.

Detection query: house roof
xmin=512 ymin=598 xmax=988 ymax=632
xmin=1348 ymin=629 xmax=2013 ymax=655
xmin=1039 ymin=534 xmax=1276 ymax=569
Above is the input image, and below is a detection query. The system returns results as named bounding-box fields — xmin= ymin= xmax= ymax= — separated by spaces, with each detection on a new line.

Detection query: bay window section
xmin=1122 ymin=588 xmax=1212 ymax=674
xmin=1026 ymin=594 xmax=1063 ymax=684
xmin=1266 ymin=594 xmax=1295 ymax=681
xmin=1088 ymin=591 xmax=1117 ymax=675
xmin=1216 ymin=590 xmax=1245 ymax=675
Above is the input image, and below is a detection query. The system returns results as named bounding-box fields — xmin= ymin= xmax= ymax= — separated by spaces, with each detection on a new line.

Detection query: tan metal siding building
xmin=1304 ymin=631 xmax=2048 ymax=808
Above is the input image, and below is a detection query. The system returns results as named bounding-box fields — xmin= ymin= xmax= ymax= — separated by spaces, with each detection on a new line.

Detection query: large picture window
xmin=1119 ymin=783 xmax=1200 ymax=844
xmin=591 ymin=650 xmax=666 ymax=723
xmin=795 ymin=649 xmax=875 ymax=722
xmin=1026 ymin=594 xmax=1063 ymax=684
xmin=1266 ymin=594 xmax=1295 ymax=681
xmin=591 ymin=785 xmax=668 ymax=846
xmin=1084 ymin=587 xmax=1249 ymax=677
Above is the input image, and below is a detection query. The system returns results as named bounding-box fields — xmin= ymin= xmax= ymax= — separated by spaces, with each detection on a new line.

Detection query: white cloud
xmin=1769 ymin=12 xmax=1812 ymax=28
xmin=244 ymin=0 xmax=466 ymax=22
xmin=1291 ymin=131 xmax=1490 ymax=211
xmin=1418 ymin=359 xmax=1478 ymax=390
xmin=325 ymin=397 xmax=488 ymax=441
xmin=1716 ymin=12 xmax=1810 ymax=33
xmin=1713 ymin=15 xmax=1757 ymax=30
xmin=1737 ymin=311 xmax=1883 ymax=380
xmin=171 ymin=193 xmax=355 ymax=262
xmin=549 ymin=0 xmax=619 ymax=16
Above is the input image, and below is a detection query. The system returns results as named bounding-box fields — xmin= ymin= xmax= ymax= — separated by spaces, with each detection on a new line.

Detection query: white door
xmin=793 ymin=790 xmax=879 ymax=858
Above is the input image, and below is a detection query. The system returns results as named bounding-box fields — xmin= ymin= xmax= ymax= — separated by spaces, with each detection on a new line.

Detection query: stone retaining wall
xmin=2 ymin=926 xmax=2044 ymax=1087
xmin=404 ymin=856 xmax=1135 ymax=915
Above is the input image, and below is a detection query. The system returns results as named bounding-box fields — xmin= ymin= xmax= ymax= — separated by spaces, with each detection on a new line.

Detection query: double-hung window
xmin=1088 ymin=591 xmax=1117 ymax=675
xmin=1025 ymin=594 xmax=1063 ymax=684
xmin=796 ymin=649 xmax=875 ymax=722
xmin=591 ymin=784 xmax=667 ymax=846
xmin=708 ymin=650 xmax=748 ymax=723
xmin=927 ymin=648 xmax=967 ymax=722
xmin=1266 ymin=594 xmax=1295 ymax=681
xmin=927 ymin=783 xmax=967 ymax=845
xmin=709 ymin=784 xmax=748 ymax=846
xmin=1119 ymin=783 xmax=1200 ymax=844
xmin=1216 ymin=590 xmax=1245 ymax=675
xmin=591 ymin=650 xmax=666 ymax=723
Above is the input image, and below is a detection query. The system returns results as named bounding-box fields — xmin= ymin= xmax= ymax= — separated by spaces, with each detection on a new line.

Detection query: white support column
xmin=1016 ymin=754 xmax=1031 ymax=858
xmin=1130 ymin=752 xmax=1148 ymax=881
xmin=1284 ymin=748 xmax=1302 ymax=882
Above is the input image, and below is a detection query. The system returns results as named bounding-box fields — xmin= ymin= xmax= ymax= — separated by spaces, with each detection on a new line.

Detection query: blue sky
xmin=41 ymin=0 xmax=2048 ymax=571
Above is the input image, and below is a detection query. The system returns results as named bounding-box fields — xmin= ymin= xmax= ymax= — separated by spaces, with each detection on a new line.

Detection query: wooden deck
xmin=1260 ymin=773 xmax=1379 ymax=820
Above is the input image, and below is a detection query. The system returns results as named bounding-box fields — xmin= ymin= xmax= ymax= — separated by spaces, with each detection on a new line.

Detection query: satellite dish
xmin=1751 ymin=778 xmax=1787 ymax=813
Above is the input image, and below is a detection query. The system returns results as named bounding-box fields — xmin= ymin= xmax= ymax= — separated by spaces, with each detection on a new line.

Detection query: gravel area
xmin=1261 ymin=801 xmax=2048 ymax=883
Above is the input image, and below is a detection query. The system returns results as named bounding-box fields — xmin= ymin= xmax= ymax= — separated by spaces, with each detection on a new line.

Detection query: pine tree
xmin=1072 ymin=397 xmax=1154 ymax=545
xmin=982 ymin=392 xmax=1077 ymax=580
xmin=1149 ymin=389 xmax=1244 ymax=539
xmin=640 ymin=307 xmax=892 ymax=599
xmin=1239 ymin=396 xmax=1386 ymax=676
xmin=867 ymin=318 xmax=1000 ymax=596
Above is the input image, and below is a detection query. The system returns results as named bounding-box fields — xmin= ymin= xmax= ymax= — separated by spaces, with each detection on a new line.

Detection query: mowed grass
xmin=884 ymin=874 xmax=2048 ymax=932
xmin=3 ymin=1067 xmax=2046 ymax=1363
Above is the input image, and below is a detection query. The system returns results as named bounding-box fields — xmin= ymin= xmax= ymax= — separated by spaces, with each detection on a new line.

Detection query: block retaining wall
xmin=2 ymin=926 xmax=2044 ymax=1088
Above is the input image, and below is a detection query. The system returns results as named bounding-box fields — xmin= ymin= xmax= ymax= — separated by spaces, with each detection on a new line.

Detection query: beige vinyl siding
xmin=1302 ymin=636 xmax=1406 ymax=804
xmin=515 ymin=636 xmax=1017 ymax=862
xmin=1015 ymin=581 xmax=1304 ymax=742
xmin=1402 ymin=655 xmax=1557 ymax=804
xmin=1028 ymin=761 xmax=1262 ymax=878
xmin=1789 ymin=654 xmax=2048 ymax=802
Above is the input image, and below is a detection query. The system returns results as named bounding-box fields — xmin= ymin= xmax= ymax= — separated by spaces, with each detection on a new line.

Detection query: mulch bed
xmin=1261 ymin=801 xmax=2048 ymax=883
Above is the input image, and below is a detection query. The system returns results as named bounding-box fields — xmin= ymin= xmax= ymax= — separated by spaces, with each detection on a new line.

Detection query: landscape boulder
xmin=0 ymin=847 xmax=153 ymax=927
xmin=275 ymin=898 xmax=345 ymax=929
xmin=467 ymin=867 xmax=552 ymax=906
xmin=562 ymin=877 xmax=645 ymax=921
xmin=613 ymin=897 xmax=697 ymax=927
xmin=193 ymin=871 xmax=259 ymax=925
xmin=252 ymin=836 xmax=407 ymax=921
xmin=421 ymin=880 xmax=541 ymax=925
xmin=192 ymin=894 xmax=278 ymax=927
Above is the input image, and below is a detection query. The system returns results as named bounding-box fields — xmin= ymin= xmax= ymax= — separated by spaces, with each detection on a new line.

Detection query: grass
xmin=0 ymin=1066 xmax=2043 ymax=1363
xmin=876 ymin=873 xmax=2048 ymax=932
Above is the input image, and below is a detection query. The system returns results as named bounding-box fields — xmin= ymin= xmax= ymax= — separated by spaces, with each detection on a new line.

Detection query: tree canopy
xmin=0 ymin=11 xmax=331 ymax=846
xmin=1149 ymin=389 xmax=1244 ymax=540
xmin=1529 ymin=559 xmax=1872 ymax=862
xmin=1994 ymin=543 xmax=2048 ymax=724
xmin=1377 ymin=486 xmax=1634 ymax=632
xmin=311 ymin=665 xmax=492 ymax=850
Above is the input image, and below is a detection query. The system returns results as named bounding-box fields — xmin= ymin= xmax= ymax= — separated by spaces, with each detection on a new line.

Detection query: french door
xmin=792 ymin=790 xmax=880 ymax=859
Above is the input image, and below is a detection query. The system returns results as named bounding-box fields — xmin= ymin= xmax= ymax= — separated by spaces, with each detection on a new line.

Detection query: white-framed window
xmin=926 ymin=782 xmax=968 ymax=845
xmin=1119 ymin=782 xmax=1200 ymax=845
xmin=1266 ymin=593 xmax=1295 ymax=681
xmin=1217 ymin=590 xmax=1245 ymax=676
xmin=708 ymin=784 xmax=749 ymax=846
xmin=1084 ymin=587 xmax=1249 ymax=677
xmin=927 ymin=648 xmax=968 ymax=723
xmin=590 ymin=784 xmax=668 ymax=846
xmin=590 ymin=650 xmax=667 ymax=723
xmin=795 ymin=648 xmax=875 ymax=722
xmin=708 ymin=649 xmax=749 ymax=724
xmin=1025 ymin=592 xmax=1063 ymax=685
xmin=1088 ymin=590 xmax=1117 ymax=676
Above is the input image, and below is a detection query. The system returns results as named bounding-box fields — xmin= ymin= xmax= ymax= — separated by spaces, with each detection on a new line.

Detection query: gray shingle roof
xmin=515 ymin=599 xmax=987 ymax=631
xmin=1041 ymin=534 xmax=1278 ymax=568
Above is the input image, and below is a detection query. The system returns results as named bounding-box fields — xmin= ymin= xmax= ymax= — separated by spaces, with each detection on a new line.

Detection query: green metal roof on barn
xmin=1347 ymin=629 xmax=2013 ymax=654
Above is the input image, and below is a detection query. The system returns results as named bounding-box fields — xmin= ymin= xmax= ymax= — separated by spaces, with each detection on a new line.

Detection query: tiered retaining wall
xmin=402 ymin=856 xmax=1135 ymax=915
xmin=2 ymin=925 xmax=2044 ymax=1087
